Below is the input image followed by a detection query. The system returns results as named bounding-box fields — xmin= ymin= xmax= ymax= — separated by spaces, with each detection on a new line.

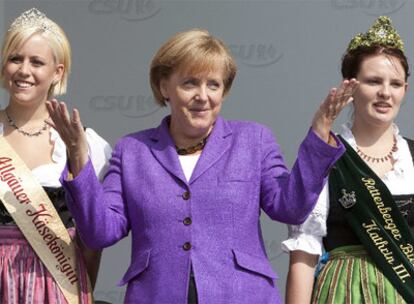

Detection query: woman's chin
xmin=369 ymin=115 xmax=395 ymax=128
xmin=10 ymin=95 xmax=32 ymax=105
xmin=188 ymin=118 xmax=215 ymax=131
xmin=183 ymin=122 xmax=212 ymax=138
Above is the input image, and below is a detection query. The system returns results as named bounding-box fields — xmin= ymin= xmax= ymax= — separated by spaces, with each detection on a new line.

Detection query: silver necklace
xmin=5 ymin=109 xmax=49 ymax=137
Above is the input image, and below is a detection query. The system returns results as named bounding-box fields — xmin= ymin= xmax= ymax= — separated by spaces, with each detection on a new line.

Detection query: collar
xmin=340 ymin=122 xmax=406 ymax=177
xmin=149 ymin=115 xmax=232 ymax=144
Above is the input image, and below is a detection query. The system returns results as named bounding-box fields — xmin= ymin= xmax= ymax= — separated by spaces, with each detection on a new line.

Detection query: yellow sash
xmin=0 ymin=136 xmax=92 ymax=304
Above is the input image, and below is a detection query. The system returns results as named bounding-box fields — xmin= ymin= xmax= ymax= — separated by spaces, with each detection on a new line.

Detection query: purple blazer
xmin=62 ymin=116 xmax=344 ymax=304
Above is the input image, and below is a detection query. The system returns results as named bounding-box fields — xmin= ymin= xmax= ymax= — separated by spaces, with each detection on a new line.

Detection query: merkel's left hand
xmin=311 ymin=79 xmax=359 ymax=145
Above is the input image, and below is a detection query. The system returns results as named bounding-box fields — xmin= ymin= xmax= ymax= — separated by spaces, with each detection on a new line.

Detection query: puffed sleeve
xmin=85 ymin=128 xmax=112 ymax=180
xmin=281 ymin=183 xmax=329 ymax=256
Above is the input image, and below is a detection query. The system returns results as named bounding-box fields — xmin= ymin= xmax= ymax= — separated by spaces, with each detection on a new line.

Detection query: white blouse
xmin=178 ymin=154 xmax=201 ymax=182
xmin=0 ymin=123 xmax=112 ymax=187
xmin=281 ymin=123 xmax=414 ymax=256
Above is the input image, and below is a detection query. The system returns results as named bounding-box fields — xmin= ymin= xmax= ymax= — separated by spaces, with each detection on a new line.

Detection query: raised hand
xmin=46 ymin=99 xmax=89 ymax=177
xmin=311 ymin=79 xmax=359 ymax=144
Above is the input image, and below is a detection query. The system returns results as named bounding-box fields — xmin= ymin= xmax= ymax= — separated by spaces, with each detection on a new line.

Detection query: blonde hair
xmin=1 ymin=11 xmax=71 ymax=98
xmin=150 ymin=29 xmax=237 ymax=106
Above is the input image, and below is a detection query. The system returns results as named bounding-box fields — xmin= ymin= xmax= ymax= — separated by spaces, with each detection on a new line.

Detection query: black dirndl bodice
xmin=0 ymin=187 xmax=74 ymax=228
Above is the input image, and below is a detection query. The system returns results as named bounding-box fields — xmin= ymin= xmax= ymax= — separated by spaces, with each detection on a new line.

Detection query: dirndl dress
xmin=312 ymin=245 xmax=405 ymax=304
xmin=0 ymin=226 xmax=91 ymax=304
xmin=283 ymin=129 xmax=414 ymax=304
xmin=0 ymin=126 xmax=110 ymax=304
xmin=0 ymin=187 xmax=92 ymax=304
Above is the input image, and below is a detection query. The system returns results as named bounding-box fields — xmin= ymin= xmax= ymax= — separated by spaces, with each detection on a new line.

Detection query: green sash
xmin=329 ymin=136 xmax=414 ymax=302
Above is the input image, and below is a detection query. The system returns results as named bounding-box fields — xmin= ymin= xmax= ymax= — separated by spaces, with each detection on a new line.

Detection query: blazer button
xmin=183 ymin=242 xmax=192 ymax=251
xmin=183 ymin=217 xmax=192 ymax=226
xmin=182 ymin=191 xmax=191 ymax=200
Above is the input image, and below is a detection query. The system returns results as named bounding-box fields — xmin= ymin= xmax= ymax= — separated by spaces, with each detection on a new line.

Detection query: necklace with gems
xmin=176 ymin=136 xmax=209 ymax=155
xmin=356 ymin=137 xmax=397 ymax=163
xmin=5 ymin=108 xmax=49 ymax=137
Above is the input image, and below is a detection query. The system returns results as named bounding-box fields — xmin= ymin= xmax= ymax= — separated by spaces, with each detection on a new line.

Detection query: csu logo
xmin=331 ymin=0 xmax=406 ymax=15
xmin=89 ymin=0 xmax=161 ymax=21
xmin=229 ymin=44 xmax=283 ymax=68
xmin=90 ymin=95 xmax=161 ymax=118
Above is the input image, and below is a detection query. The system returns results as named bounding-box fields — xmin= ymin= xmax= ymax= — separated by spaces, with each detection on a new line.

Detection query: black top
xmin=323 ymin=137 xmax=414 ymax=252
xmin=0 ymin=187 xmax=74 ymax=228
xmin=323 ymin=193 xmax=414 ymax=251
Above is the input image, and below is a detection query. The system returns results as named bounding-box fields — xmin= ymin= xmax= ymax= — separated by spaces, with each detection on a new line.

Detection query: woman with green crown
xmin=283 ymin=16 xmax=414 ymax=303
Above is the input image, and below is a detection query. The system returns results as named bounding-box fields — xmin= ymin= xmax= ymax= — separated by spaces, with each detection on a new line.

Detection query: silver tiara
xmin=8 ymin=8 xmax=58 ymax=35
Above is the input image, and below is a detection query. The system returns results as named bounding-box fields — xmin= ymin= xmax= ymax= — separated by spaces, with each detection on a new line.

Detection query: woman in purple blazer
xmin=47 ymin=29 xmax=357 ymax=303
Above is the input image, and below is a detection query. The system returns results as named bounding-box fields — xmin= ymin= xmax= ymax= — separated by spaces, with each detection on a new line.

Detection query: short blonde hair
xmin=150 ymin=29 xmax=237 ymax=107
xmin=1 ymin=10 xmax=71 ymax=98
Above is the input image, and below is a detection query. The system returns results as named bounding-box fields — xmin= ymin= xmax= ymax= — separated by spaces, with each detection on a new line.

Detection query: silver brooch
xmin=338 ymin=189 xmax=356 ymax=209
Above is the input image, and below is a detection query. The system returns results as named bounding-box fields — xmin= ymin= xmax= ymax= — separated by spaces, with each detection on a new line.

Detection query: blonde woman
xmin=48 ymin=29 xmax=356 ymax=303
xmin=0 ymin=8 xmax=111 ymax=303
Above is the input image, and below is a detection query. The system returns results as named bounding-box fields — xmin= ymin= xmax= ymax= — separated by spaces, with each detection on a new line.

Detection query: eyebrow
xmin=10 ymin=53 xmax=47 ymax=60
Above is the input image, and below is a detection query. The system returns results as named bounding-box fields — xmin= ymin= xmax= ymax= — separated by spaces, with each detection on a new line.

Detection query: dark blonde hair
xmin=150 ymin=29 xmax=237 ymax=106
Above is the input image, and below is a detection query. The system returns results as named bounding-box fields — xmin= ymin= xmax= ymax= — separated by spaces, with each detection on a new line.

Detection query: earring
xmin=164 ymin=98 xmax=170 ymax=102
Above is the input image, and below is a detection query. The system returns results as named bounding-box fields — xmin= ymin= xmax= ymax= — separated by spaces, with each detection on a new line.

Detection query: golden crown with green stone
xmin=347 ymin=16 xmax=404 ymax=52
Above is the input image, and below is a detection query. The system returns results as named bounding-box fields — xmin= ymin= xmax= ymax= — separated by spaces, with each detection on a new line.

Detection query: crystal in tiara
xmin=347 ymin=16 xmax=404 ymax=52
xmin=8 ymin=8 xmax=58 ymax=35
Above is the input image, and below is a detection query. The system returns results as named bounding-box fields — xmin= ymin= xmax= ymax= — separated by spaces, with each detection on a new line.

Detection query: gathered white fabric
xmin=281 ymin=123 xmax=414 ymax=256
xmin=0 ymin=123 xmax=112 ymax=187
